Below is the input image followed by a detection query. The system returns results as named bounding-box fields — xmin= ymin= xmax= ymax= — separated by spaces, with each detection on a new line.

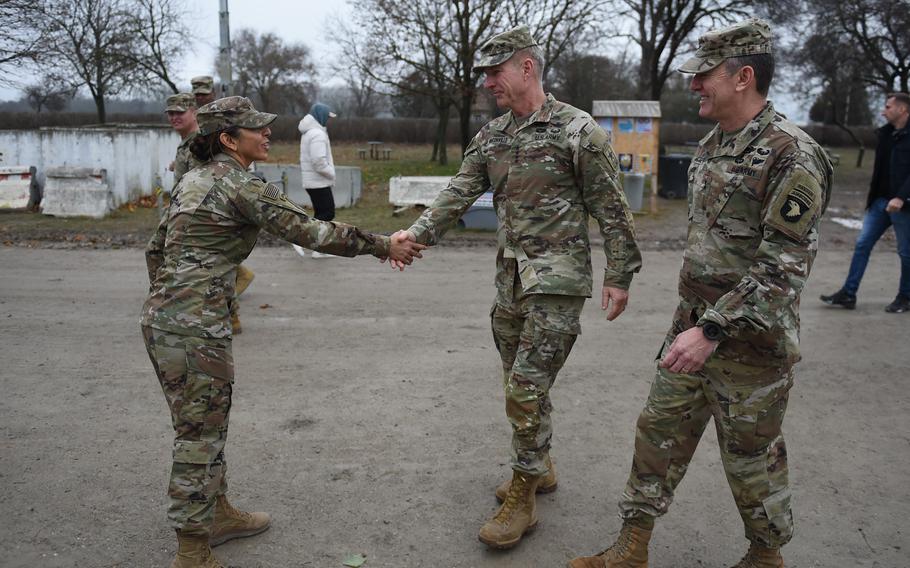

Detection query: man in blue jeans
xmin=822 ymin=92 xmax=910 ymax=313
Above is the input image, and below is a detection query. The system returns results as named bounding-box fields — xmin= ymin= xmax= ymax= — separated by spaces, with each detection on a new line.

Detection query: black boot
xmin=885 ymin=294 xmax=910 ymax=313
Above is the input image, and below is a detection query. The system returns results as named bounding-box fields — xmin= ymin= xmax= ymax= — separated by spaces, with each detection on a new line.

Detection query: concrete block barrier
xmin=42 ymin=167 xmax=111 ymax=218
xmin=0 ymin=166 xmax=39 ymax=210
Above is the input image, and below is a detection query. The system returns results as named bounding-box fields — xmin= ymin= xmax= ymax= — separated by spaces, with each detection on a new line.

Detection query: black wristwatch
xmin=700 ymin=322 xmax=724 ymax=341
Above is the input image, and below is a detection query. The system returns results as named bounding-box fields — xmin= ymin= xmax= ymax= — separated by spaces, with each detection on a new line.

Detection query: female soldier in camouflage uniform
xmin=141 ymin=96 xmax=424 ymax=568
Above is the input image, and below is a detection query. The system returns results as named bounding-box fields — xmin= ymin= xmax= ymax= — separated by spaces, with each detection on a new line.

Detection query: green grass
xmin=267 ymin=142 xmax=464 ymax=233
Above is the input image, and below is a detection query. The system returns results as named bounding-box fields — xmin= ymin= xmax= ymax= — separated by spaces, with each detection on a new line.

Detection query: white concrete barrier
xmin=42 ymin=167 xmax=111 ymax=218
xmin=0 ymin=166 xmax=38 ymax=209
xmin=253 ymin=163 xmax=362 ymax=208
xmin=389 ymin=175 xmax=451 ymax=206
xmin=0 ymin=126 xmax=179 ymax=208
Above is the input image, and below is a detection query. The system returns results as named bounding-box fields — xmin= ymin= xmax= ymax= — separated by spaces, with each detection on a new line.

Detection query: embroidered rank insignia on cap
xmin=780 ymin=184 xmax=813 ymax=223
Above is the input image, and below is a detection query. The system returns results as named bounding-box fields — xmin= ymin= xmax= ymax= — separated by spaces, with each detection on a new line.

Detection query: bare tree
xmin=816 ymin=0 xmax=910 ymax=92
xmin=232 ymin=28 xmax=316 ymax=113
xmin=123 ymin=0 xmax=191 ymax=93
xmin=41 ymin=0 xmax=139 ymax=123
xmin=23 ymin=74 xmax=77 ymax=113
xmin=332 ymin=0 xmax=462 ymax=164
xmin=614 ymin=0 xmax=755 ymax=100
xmin=0 ymin=0 xmax=50 ymax=83
xmin=504 ymin=0 xmax=608 ymax=84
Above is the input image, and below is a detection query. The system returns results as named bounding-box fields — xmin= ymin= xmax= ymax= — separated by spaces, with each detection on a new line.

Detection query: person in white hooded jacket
xmin=295 ymin=102 xmax=338 ymax=257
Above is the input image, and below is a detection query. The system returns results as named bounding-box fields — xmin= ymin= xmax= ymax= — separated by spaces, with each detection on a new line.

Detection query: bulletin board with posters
xmin=592 ymin=100 xmax=662 ymax=213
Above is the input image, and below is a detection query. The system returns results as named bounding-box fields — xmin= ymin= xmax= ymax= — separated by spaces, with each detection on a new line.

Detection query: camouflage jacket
xmin=172 ymin=131 xmax=202 ymax=189
xmin=142 ymin=153 xmax=391 ymax=339
xmin=678 ymin=102 xmax=833 ymax=367
xmin=408 ymin=94 xmax=641 ymax=298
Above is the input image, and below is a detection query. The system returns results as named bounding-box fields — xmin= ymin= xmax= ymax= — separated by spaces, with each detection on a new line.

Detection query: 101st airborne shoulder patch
xmin=764 ymin=168 xmax=823 ymax=241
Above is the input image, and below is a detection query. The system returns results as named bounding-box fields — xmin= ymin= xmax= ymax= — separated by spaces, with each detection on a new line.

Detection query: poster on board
xmin=618 ymin=153 xmax=634 ymax=172
xmin=617 ymin=118 xmax=634 ymax=133
xmin=636 ymin=118 xmax=653 ymax=133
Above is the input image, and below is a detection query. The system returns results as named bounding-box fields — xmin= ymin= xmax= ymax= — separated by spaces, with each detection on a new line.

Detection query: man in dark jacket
xmin=821 ymin=92 xmax=910 ymax=313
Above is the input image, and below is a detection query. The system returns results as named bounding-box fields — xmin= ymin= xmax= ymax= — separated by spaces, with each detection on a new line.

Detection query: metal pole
xmin=218 ymin=0 xmax=232 ymax=96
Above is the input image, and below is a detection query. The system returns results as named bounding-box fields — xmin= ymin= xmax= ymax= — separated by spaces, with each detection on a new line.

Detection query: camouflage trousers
xmin=141 ymin=325 xmax=233 ymax=535
xmin=490 ymin=272 xmax=583 ymax=477
xmin=619 ymin=345 xmax=794 ymax=548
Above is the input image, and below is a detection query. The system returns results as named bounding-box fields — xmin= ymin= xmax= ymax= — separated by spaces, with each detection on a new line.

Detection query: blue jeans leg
xmin=890 ymin=208 xmax=910 ymax=298
xmin=843 ymin=198 xmax=892 ymax=295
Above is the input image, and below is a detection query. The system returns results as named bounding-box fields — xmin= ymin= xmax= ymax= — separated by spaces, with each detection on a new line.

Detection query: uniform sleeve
xmin=698 ymin=152 xmax=831 ymax=336
xmin=145 ymin=205 xmax=169 ymax=288
xmin=233 ymin=180 xmax=390 ymax=258
xmin=407 ymin=134 xmax=490 ymax=245
xmin=576 ymin=123 xmax=643 ymax=290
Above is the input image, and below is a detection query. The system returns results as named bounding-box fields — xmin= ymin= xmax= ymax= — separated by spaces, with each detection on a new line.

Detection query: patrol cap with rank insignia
xmin=196 ymin=96 xmax=277 ymax=135
xmin=678 ymin=18 xmax=772 ymax=74
xmin=473 ymin=25 xmax=539 ymax=72
xmin=164 ymin=92 xmax=195 ymax=113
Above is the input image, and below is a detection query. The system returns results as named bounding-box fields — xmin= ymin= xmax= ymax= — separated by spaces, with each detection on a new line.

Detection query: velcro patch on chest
xmin=764 ymin=168 xmax=823 ymax=241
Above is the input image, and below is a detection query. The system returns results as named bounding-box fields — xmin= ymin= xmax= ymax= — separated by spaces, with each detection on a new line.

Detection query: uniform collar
xmin=701 ymin=101 xmax=777 ymax=158
xmin=212 ymin=152 xmax=247 ymax=171
xmin=498 ymin=93 xmax=558 ymax=133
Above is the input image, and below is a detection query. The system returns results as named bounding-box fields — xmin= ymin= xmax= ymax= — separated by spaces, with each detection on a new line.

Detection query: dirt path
xmin=0 ymin=244 xmax=905 ymax=568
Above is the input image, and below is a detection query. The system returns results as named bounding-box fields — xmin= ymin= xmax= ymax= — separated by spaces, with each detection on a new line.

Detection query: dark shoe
xmin=820 ymin=289 xmax=856 ymax=309
xmin=885 ymin=295 xmax=910 ymax=313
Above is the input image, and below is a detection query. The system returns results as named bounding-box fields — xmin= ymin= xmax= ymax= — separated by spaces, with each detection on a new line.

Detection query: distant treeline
xmin=0 ymin=112 xmax=880 ymax=148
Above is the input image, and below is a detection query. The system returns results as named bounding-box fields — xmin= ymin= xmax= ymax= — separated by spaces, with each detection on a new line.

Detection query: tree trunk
xmin=435 ymin=104 xmax=449 ymax=166
xmin=459 ymin=88 xmax=473 ymax=154
xmin=637 ymin=44 xmax=655 ymax=99
xmin=93 ymin=94 xmax=106 ymax=123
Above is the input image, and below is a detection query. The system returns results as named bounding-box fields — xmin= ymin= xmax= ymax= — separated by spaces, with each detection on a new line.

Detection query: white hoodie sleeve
xmin=309 ymin=134 xmax=335 ymax=183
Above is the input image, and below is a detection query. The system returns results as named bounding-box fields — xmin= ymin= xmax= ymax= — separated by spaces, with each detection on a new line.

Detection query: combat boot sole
xmin=478 ymin=518 xmax=538 ymax=549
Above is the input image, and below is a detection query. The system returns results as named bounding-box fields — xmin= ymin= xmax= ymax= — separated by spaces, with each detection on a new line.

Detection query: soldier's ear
xmin=219 ymin=131 xmax=238 ymax=151
xmin=735 ymin=65 xmax=756 ymax=93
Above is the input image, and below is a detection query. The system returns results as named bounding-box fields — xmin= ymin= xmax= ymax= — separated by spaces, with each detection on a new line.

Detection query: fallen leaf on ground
xmin=259 ymin=304 xmax=271 ymax=309
xmin=342 ymin=553 xmax=366 ymax=567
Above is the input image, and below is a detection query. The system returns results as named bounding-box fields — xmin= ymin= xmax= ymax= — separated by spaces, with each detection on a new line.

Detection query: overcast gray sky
xmin=0 ymin=0 xmax=809 ymax=121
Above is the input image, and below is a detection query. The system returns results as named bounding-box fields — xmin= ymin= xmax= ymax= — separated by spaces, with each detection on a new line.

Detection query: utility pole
xmin=218 ymin=0 xmax=233 ymax=96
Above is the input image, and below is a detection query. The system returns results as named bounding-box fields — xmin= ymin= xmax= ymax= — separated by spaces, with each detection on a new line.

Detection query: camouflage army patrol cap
xmin=191 ymin=75 xmax=214 ymax=95
xmin=473 ymin=25 xmax=538 ymax=72
xmin=165 ymin=93 xmax=195 ymax=112
xmin=196 ymin=96 xmax=277 ymax=135
xmin=678 ymin=18 xmax=773 ymax=74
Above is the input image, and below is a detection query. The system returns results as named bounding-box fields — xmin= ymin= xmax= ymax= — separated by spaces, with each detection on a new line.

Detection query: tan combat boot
xmin=230 ymin=309 xmax=242 ymax=335
xmin=171 ymin=532 xmax=224 ymax=568
xmin=567 ymin=522 xmax=652 ymax=568
xmin=210 ymin=494 xmax=271 ymax=547
xmin=495 ymin=456 xmax=557 ymax=502
xmin=236 ymin=265 xmax=255 ymax=296
xmin=730 ymin=543 xmax=784 ymax=568
xmin=478 ymin=471 xmax=540 ymax=549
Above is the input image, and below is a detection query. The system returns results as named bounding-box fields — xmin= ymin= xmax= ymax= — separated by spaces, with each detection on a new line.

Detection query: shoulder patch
xmin=764 ymin=168 xmax=824 ymax=241
xmin=257 ymin=182 xmax=308 ymax=215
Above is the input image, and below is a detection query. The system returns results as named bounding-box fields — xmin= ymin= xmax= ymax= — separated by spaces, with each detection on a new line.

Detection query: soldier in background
xmin=569 ymin=19 xmax=833 ymax=568
xmin=142 ymin=96 xmax=425 ymax=568
xmin=392 ymin=25 xmax=642 ymax=549
xmin=192 ymin=75 xmax=216 ymax=108
xmin=164 ymin=93 xmax=202 ymax=187
xmin=191 ymin=77 xmax=254 ymax=332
